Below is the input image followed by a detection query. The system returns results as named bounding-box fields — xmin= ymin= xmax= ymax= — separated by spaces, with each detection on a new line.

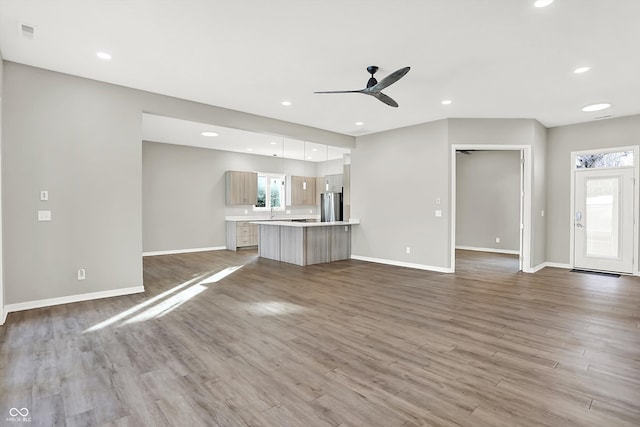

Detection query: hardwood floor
xmin=1 ymin=249 xmax=639 ymax=426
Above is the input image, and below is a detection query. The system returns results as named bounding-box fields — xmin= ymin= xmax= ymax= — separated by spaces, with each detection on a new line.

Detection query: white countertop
xmin=225 ymin=215 xmax=320 ymax=222
xmin=251 ymin=219 xmax=359 ymax=227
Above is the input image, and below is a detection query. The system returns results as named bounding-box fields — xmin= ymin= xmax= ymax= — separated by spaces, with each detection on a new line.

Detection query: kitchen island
xmin=252 ymin=220 xmax=357 ymax=266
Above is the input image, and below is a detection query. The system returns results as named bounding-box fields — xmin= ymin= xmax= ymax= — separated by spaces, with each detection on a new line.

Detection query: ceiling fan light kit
xmin=314 ymin=65 xmax=410 ymax=107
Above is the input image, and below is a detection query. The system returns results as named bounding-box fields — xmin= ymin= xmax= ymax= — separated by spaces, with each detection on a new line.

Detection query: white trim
xmin=451 ymin=144 xmax=532 ymax=273
xmin=570 ymin=145 xmax=639 ymax=274
xmin=0 ymin=95 xmax=4 ymax=326
xmin=142 ymin=246 xmax=226 ymax=257
xmin=351 ymin=255 xmax=454 ymax=273
xmin=455 ymin=246 xmax=520 ymax=255
xmin=4 ymin=286 xmax=145 ymax=315
xmin=525 ymin=263 xmax=547 ymax=273
xmin=544 ymin=262 xmax=571 ymax=269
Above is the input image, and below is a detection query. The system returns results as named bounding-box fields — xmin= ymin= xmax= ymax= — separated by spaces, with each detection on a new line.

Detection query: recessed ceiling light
xmin=281 ymin=101 xmax=292 ymax=106
xmin=312 ymin=148 xmax=318 ymax=152
xmin=201 ymin=131 xmax=219 ymax=137
xmin=307 ymin=156 xmax=312 ymax=160
xmin=96 ymin=51 xmax=112 ymax=60
xmin=534 ymin=0 xmax=554 ymax=7
xmin=270 ymin=141 xmax=277 ymax=145
xmin=574 ymin=66 xmax=591 ymax=74
xmin=355 ymin=121 xmax=364 ymax=126
xmin=441 ymin=100 xmax=452 ymax=105
xmin=247 ymin=148 xmax=253 ymax=151
xmin=582 ymin=103 xmax=611 ymax=112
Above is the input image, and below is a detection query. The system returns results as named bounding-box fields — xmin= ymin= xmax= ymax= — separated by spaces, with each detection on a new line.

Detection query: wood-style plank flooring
xmin=1 ymin=249 xmax=640 ymax=426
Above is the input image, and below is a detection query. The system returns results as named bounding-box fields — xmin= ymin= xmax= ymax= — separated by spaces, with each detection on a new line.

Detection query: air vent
xmin=20 ymin=23 xmax=35 ymax=39
xmin=594 ymin=115 xmax=612 ymax=120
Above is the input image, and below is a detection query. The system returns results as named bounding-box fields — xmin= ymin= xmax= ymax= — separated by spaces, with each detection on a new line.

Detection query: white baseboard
xmin=523 ymin=262 xmax=571 ymax=273
xmin=351 ymin=255 xmax=454 ymax=273
xmin=1 ymin=308 xmax=7 ymax=326
xmin=3 ymin=285 xmax=145 ymax=316
xmin=525 ymin=263 xmax=546 ymax=273
xmin=143 ymin=246 xmax=226 ymax=257
xmin=544 ymin=262 xmax=571 ymax=269
xmin=455 ymin=246 xmax=520 ymax=255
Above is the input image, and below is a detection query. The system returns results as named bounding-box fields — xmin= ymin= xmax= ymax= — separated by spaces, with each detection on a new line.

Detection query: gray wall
xmin=546 ymin=115 xmax=640 ymax=265
xmin=532 ymin=121 xmax=547 ymax=267
xmin=449 ymin=118 xmax=546 ymax=269
xmin=2 ymin=62 xmax=353 ymax=305
xmin=352 ymin=118 xmax=543 ymax=270
xmin=0 ymin=55 xmax=4 ymax=318
xmin=143 ymin=141 xmax=325 ymax=253
xmin=456 ymin=151 xmax=521 ymax=251
xmin=352 ymin=120 xmax=451 ymax=268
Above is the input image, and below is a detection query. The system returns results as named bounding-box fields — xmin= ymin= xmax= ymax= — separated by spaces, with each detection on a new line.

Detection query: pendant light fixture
xmin=325 ymin=145 xmax=329 ymax=191
xmin=303 ymin=141 xmax=307 ymax=190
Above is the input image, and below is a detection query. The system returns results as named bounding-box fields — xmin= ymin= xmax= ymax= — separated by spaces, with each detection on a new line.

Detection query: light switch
xmin=38 ymin=210 xmax=52 ymax=221
xmin=541 ymin=210 xmax=545 ymax=217
xmin=40 ymin=190 xmax=49 ymax=201
xmin=435 ymin=210 xmax=442 ymax=217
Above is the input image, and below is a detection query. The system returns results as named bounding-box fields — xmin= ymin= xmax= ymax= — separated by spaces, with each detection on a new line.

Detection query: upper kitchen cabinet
xmin=287 ymin=175 xmax=316 ymax=205
xmin=225 ymin=170 xmax=258 ymax=205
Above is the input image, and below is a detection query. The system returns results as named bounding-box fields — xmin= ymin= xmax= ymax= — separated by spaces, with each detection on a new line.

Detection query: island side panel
xmin=330 ymin=225 xmax=351 ymax=261
xmin=226 ymin=221 xmax=237 ymax=251
xmin=305 ymin=227 xmax=330 ymax=265
xmin=280 ymin=227 xmax=305 ymax=266
xmin=258 ymin=224 xmax=281 ymax=261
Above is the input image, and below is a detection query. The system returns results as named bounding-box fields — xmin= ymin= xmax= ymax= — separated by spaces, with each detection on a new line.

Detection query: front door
xmin=574 ymin=167 xmax=634 ymax=273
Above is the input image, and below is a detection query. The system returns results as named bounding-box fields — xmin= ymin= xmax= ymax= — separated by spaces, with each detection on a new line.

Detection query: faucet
xmin=270 ymin=207 xmax=275 ymax=219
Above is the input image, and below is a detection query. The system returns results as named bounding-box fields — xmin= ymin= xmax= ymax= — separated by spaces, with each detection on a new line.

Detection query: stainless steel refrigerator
xmin=321 ymin=192 xmax=343 ymax=222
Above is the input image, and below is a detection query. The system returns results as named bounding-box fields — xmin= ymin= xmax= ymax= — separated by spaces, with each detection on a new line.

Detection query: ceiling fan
xmin=314 ymin=65 xmax=410 ymax=108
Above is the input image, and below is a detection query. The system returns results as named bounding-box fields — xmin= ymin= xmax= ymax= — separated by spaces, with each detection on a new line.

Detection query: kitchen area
xmin=224 ymin=154 xmax=358 ymax=266
xmin=142 ymin=114 xmax=356 ymax=260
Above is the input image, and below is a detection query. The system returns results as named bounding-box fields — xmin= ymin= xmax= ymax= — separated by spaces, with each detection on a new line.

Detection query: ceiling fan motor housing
xmin=366 ymin=65 xmax=379 ymax=88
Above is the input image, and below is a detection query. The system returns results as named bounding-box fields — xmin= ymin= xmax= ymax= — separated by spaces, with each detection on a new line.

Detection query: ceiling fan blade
xmin=370 ymin=66 xmax=410 ymax=92
xmin=313 ymin=90 xmax=364 ymax=94
xmin=369 ymin=91 xmax=399 ymax=108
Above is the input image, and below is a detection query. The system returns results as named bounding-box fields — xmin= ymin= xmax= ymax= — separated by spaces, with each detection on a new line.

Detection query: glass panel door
xmin=574 ymin=168 xmax=634 ymax=273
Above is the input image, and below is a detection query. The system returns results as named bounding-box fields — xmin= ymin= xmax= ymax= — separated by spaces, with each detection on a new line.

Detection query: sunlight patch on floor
xmin=84 ymin=265 xmax=244 ymax=332
xmin=196 ymin=265 xmax=243 ymax=285
xmin=124 ymin=284 xmax=208 ymax=324
xmin=244 ymin=301 xmax=307 ymax=316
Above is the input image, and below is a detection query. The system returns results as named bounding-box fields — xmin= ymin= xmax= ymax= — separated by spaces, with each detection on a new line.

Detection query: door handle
xmin=576 ymin=223 xmax=584 ymax=228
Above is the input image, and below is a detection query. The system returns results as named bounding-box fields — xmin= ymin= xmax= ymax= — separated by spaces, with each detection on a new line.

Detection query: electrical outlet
xmin=38 ymin=210 xmax=52 ymax=221
xmin=495 ymin=237 xmax=501 ymax=243
xmin=244 ymin=209 xmax=248 ymax=215
xmin=286 ymin=210 xmax=291 ymax=214
xmin=40 ymin=190 xmax=49 ymax=201
xmin=406 ymin=247 xmax=411 ymax=254
xmin=77 ymin=268 xmax=86 ymax=280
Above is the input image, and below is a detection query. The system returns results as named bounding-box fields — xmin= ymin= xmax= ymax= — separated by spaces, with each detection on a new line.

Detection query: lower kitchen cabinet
xmin=226 ymin=221 xmax=258 ymax=250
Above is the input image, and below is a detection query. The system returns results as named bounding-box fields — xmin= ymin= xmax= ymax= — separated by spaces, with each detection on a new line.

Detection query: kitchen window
xmin=255 ymin=173 xmax=285 ymax=210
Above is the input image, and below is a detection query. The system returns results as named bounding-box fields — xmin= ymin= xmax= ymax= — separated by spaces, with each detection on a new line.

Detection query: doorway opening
xmin=570 ymin=147 xmax=639 ymax=275
xmin=450 ymin=145 xmax=531 ymax=273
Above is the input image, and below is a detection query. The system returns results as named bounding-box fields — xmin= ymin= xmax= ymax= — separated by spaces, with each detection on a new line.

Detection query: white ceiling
xmin=1 ymin=0 xmax=639 ymax=136
xmin=142 ymin=113 xmax=350 ymax=162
